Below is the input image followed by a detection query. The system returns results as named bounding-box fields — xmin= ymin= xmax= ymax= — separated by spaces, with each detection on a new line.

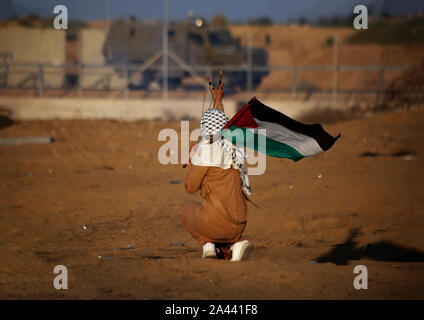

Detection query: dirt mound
xmin=378 ymin=62 xmax=424 ymax=110
xmin=297 ymin=106 xmax=366 ymax=124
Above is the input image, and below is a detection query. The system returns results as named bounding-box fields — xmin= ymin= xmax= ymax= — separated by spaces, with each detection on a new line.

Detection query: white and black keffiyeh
xmin=199 ymin=108 xmax=251 ymax=195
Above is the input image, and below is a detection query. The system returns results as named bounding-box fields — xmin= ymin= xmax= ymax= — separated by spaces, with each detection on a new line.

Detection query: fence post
xmin=78 ymin=64 xmax=83 ymax=97
xmin=38 ymin=64 xmax=44 ymax=97
xmin=2 ymin=54 xmax=9 ymax=88
xmin=378 ymin=67 xmax=385 ymax=101
xmin=3 ymin=63 xmax=9 ymax=88
xmin=332 ymin=32 xmax=339 ymax=105
xmin=291 ymin=66 xmax=297 ymax=100
xmin=162 ymin=0 xmax=169 ymax=106
xmin=207 ymin=67 xmax=212 ymax=81
xmin=247 ymin=31 xmax=253 ymax=94
xmin=124 ymin=65 xmax=129 ymax=99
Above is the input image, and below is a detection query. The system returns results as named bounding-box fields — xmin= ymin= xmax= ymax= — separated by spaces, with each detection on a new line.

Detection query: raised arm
xmin=184 ymin=163 xmax=209 ymax=194
xmin=210 ymin=82 xmax=225 ymax=112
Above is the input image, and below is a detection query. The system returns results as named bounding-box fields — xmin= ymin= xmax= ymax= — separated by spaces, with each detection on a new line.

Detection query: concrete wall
xmin=0 ymin=97 xmax=239 ymax=121
xmin=79 ymin=28 xmax=108 ymax=65
xmin=0 ymin=96 xmax=336 ymax=121
xmin=0 ymin=27 xmax=65 ymax=88
xmin=78 ymin=28 xmax=127 ymax=89
xmin=0 ymin=27 xmax=66 ymax=64
xmin=80 ymin=66 xmax=127 ymax=90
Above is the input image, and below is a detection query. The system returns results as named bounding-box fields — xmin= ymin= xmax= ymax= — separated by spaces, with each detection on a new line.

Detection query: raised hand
xmin=210 ymin=82 xmax=224 ymax=112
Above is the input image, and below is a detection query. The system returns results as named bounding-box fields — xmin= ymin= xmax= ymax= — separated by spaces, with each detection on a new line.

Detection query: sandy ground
xmin=0 ymin=106 xmax=424 ymax=299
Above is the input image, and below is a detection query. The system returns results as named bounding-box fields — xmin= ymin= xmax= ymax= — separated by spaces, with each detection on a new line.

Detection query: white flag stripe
xmin=252 ymin=119 xmax=324 ymax=156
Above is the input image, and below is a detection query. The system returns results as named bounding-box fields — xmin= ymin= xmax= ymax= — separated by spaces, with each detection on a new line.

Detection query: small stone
xmin=117 ymin=245 xmax=135 ymax=251
xmin=170 ymin=241 xmax=185 ymax=247
xmin=318 ymin=174 xmax=322 ymax=179
xmin=403 ymin=155 xmax=417 ymax=161
xmin=82 ymin=225 xmax=87 ymax=230
xmin=169 ymin=180 xmax=184 ymax=184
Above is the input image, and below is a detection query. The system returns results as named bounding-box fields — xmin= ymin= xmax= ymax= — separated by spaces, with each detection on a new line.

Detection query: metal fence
xmin=0 ymin=61 xmax=415 ymax=102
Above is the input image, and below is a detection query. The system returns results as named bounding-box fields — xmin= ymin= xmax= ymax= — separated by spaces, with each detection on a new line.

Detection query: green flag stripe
xmin=224 ymin=126 xmax=304 ymax=161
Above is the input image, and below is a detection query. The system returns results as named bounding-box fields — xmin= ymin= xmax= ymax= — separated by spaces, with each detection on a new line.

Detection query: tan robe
xmin=178 ymin=163 xmax=248 ymax=246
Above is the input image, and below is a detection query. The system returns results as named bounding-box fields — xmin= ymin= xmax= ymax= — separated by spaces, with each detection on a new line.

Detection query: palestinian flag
xmin=223 ymin=97 xmax=340 ymax=161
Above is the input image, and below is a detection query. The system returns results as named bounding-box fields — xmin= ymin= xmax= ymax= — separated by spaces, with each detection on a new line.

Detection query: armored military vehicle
xmin=103 ymin=16 xmax=269 ymax=90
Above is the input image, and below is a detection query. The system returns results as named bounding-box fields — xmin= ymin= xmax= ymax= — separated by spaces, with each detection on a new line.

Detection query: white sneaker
xmin=202 ymin=242 xmax=216 ymax=259
xmin=230 ymin=240 xmax=252 ymax=262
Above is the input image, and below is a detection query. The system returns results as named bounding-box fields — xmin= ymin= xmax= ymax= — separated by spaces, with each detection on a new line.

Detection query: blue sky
xmin=2 ymin=0 xmax=423 ymax=22
xmin=2 ymin=0 xmax=315 ymax=22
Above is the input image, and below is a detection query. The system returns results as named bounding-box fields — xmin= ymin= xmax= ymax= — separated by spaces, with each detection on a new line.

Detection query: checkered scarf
xmin=200 ymin=108 xmax=251 ymax=195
